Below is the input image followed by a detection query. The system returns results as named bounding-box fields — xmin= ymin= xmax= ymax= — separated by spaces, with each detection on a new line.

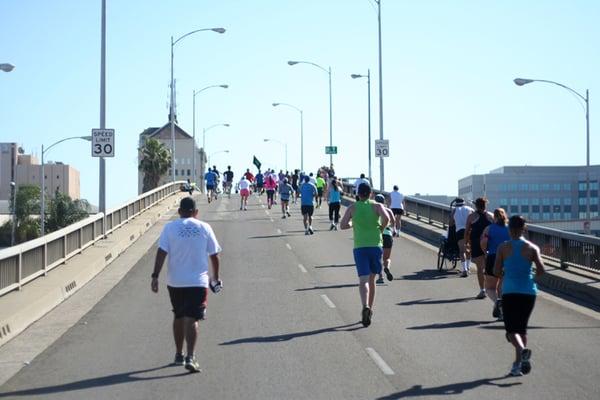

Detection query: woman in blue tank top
xmin=493 ymin=215 xmax=545 ymax=377
xmin=480 ymin=208 xmax=510 ymax=320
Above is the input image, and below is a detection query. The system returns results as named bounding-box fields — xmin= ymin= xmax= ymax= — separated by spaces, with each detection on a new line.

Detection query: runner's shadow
xmin=479 ymin=325 xmax=600 ymax=331
xmin=248 ymin=234 xmax=285 ymax=239
xmin=220 ymin=323 xmax=362 ymax=345
xmin=295 ymin=283 xmax=359 ymax=291
xmin=397 ymin=297 xmax=473 ymax=306
xmin=0 ymin=365 xmax=188 ymax=398
xmin=401 ymin=269 xmax=453 ymax=281
xmin=376 ymin=376 xmax=521 ymax=399
xmin=314 ymin=263 xmax=355 ymax=269
xmin=407 ymin=320 xmax=497 ymax=330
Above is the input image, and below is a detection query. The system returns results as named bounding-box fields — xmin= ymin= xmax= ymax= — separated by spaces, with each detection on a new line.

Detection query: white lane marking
xmin=320 ymin=294 xmax=336 ymax=308
xmin=286 ymin=243 xmax=292 ymax=250
xmin=297 ymin=264 xmax=307 ymax=273
xmin=277 ymin=229 xmax=282 ymax=234
xmin=261 ymin=204 xmax=265 ymax=208
xmin=270 ymin=218 xmax=274 ymax=222
xmin=365 ymin=347 xmax=395 ymax=376
xmin=265 ymin=210 xmax=269 ymax=215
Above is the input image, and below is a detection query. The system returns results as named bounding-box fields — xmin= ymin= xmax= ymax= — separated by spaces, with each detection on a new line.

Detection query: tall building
xmin=458 ymin=165 xmax=600 ymax=232
xmin=138 ymin=123 xmax=205 ymax=194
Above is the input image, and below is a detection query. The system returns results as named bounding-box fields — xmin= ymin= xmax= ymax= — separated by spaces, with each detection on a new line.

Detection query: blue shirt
xmin=204 ymin=171 xmax=216 ymax=185
xmin=328 ymin=188 xmax=341 ymax=203
xmin=300 ymin=182 xmax=317 ymax=206
xmin=502 ymin=239 xmax=538 ymax=295
xmin=256 ymin=173 xmax=264 ymax=185
xmin=487 ymin=223 xmax=510 ymax=255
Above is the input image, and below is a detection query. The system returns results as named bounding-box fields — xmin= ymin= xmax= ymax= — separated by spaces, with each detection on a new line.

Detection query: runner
xmin=299 ymin=175 xmax=318 ymax=235
xmin=264 ymin=171 xmax=277 ymax=209
xmin=279 ymin=178 xmax=293 ymax=218
xmin=354 ymin=173 xmax=370 ymax=201
xmin=204 ymin=168 xmax=217 ymax=203
xmin=291 ymin=170 xmax=300 ymax=204
xmin=308 ymin=172 xmax=316 ymax=185
xmin=255 ymin=170 xmax=264 ymax=195
xmin=374 ymin=194 xmax=395 ymax=284
xmin=315 ymin=173 xmax=326 ymax=208
xmin=389 ymin=185 xmax=406 ymax=236
xmin=494 ymin=215 xmax=545 ymax=377
xmin=465 ymin=197 xmax=494 ymax=298
xmin=450 ymin=198 xmax=474 ymax=277
xmin=328 ymin=177 xmax=342 ymax=230
xmin=151 ymin=197 xmax=222 ymax=373
xmin=340 ymin=183 xmax=390 ymax=327
xmin=480 ymin=208 xmax=510 ymax=320
xmin=243 ymin=168 xmax=255 ymax=185
xmin=223 ymin=166 xmax=234 ymax=198
xmin=212 ymin=166 xmax=221 ymax=199
xmin=238 ymin=175 xmax=251 ymax=210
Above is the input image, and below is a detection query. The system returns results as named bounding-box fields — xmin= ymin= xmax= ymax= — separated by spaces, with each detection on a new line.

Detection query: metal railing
xmin=341 ymin=179 xmax=600 ymax=274
xmin=0 ymin=181 xmax=184 ymax=296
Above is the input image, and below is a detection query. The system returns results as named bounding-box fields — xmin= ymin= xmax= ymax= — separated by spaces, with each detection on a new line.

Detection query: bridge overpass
xmin=0 ymin=185 xmax=599 ymax=399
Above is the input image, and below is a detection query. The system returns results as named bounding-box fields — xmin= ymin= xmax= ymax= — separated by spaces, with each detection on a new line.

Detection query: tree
xmin=0 ymin=184 xmax=41 ymax=246
xmin=139 ymin=138 xmax=171 ymax=193
xmin=45 ymin=190 xmax=91 ymax=232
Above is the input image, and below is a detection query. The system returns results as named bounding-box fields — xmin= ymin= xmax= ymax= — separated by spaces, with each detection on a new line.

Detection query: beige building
xmin=138 ymin=123 xmax=205 ymax=194
xmin=0 ymin=142 xmax=80 ymax=201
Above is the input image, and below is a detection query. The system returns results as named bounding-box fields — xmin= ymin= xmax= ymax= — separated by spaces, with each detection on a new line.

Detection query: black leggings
xmin=329 ymin=202 xmax=340 ymax=223
xmin=502 ymin=293 xmax=536 ymax=335
xmin=266 ymin=189 xmax=275 ymax=203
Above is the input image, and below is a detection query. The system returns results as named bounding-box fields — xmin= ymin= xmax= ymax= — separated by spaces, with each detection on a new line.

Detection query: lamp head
xmin=287 ymin=61 xmax=299 ymax=66
xmin=223 ymin=123 xmax=230 ymax=127
xmin=10 ymin=182 xmax=15 ymax=187
xmin=212 ymin=28 xmax=226 ymax=34
xmin=220 ymin=84 xmax=229 ymax=88
xmin=272 ymin=103 xmax=280 ymax=107
xmin=351 ymin=74 xmax=363 ymax=79
xmin=514 ymin=78 xmax=534 ymax=86
xmin=0 ymin=63 xmax=15 ymax=72
xmin=81 ymin=136 xmax=93 ymax=141
xmin=225 ymin=150 xmax=230 ymax=153
xmin=263 ymin=139 xmax=270 ymax=142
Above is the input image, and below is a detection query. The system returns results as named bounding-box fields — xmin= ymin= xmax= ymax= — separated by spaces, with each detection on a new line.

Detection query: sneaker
xmin=174 ymin=353 xmax=185 ymax=366
xmin=496 ymin=300 xmax=503 ymax=320
xmin=521 ymin=349 xmax=532 ymax=375
xmin=244 ymin=207 xmax=247 ymax=211
xmin=308 ymin=227 xmax=314 ymax=235
xmin=329 ymin=223 xmax=335 ymax=231
xmin=305 ymin=230 xmax=309 ymax=235
xmin=460 ymin=270 xmax=468 ymax=278
xmin=384 ymin=267 xmax=394 ymax=281
xmin=287 ymin=211 xmax=291 ymax=217
xmin=476 ymin=290 xmax=487 ymax=299
xmin=509 ymin=362 xmax=523 ymax=376
xmin=376 ymin=276 xmax=385 ymax=284
xmin=282 ymin=215 xmax=286 ymax=219
xmin=240 ymin=207 xmax=243 ymax=210
xmin=185 ymin=356 xmax=201 ymax=373
xmin=492 ymin=302 xmax=500 ymax=319
xmin=334 ymin=225 xmax=338 ymax=231
xmin=361 ymin=307 xmax=372 ymax=327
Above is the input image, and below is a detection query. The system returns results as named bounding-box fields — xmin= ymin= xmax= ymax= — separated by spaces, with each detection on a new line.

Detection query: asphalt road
xmin=1 ymin=193 xmax=599 ymax=399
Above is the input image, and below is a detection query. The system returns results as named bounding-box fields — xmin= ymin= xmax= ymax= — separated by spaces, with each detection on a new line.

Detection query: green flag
xmin=253 ymin=156 xmax=262 ymax=170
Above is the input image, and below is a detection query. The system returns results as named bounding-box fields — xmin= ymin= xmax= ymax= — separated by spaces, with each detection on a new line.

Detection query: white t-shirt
xmin=239 ymin=179 xmax=250 ymax=190
xmin=354 ymin=178 xmax=370 ymax=194
xmin=389 ymin=191 xmax=404 ymax=209
xmin=158 ymin=218 xmax=221 ymax=288
xmin=453 ymin=205 xmax=474 ymax=231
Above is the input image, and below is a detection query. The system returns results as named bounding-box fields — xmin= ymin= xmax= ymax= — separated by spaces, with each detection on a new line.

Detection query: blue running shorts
xmin=353 ymin=247 xmax=383 ymax=277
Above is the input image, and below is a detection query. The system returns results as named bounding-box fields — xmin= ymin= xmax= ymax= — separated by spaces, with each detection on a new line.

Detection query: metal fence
xmin=341 ymin=179 xmax=600 ymax=274
xmin=0 ymin=181 xmax=184 ymax=296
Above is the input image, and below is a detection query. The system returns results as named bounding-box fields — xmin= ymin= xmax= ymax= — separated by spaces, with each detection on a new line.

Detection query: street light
xmin=207 ymin=150 xmax=230 ymax=167
xmin=40 ymin=136 xmax=92 ymax=235
xmin=193 ymin=84 xmax=228 ymax=185
xmin=514 ymin=77 xmax=591 ymax=233
xmin=203 ymin=123 xmax=230 ymax=153
xmin=10 ymin=182 xmax=16 ymax=246
xmin=287 ymin=60 xmax=333 ymax=168
xmin=263 ymin=138 xmax=288 ymax=171
xmin=272 ymin=102 xmax=304 ymax=171
xmin=373 ymin=0 xmax=386 ymax=191
xmin=170 ymin=27 xmax=226 ymax=183
xmin=351 ymin=70 xmax=372 ymax=183
xmin=0 ymin=63 xmax=15 ymax=72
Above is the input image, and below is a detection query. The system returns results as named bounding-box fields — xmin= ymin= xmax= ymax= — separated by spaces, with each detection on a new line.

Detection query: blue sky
xmin=1 ymin=0 xmax=599 ymax=207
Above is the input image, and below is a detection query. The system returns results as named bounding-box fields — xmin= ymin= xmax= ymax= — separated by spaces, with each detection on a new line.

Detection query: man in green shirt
xmin=340 ymin=183 xmax=390 ymax=327
xmin=315 ymin=174 xmax=327 ymax=208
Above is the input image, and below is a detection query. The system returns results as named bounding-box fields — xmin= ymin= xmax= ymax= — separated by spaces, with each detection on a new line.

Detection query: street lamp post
xmin=193 ymin=85 xmax=228 ymax=186
xmin=375 ymin=0 xmax=385 ymax=191
xmin=263 ymin=139 xmax=288 ymax=171
xmin=170 ymin=27 xmax=226 ymax=183
xmin=10 ymin=182 xmax=16 ymax=246
xmin=0 ymin=63 xmax=15 ymax=72
xmin=207 ymin=150 xmax=230 ymax=168
xmin=351 ymin=70 xmax=372 ymax=182
xmin=514 ymin=77 xmax=591 ymax=233
xmin=202 ymin=123 xmax=230 ymax=156
xmin=272 ymin=102 xmax=304 ymax=171
xmin=288 ymin=60 xmax=333 ymax=168
xmin=40 ymin=136 xmax=92 ymax=236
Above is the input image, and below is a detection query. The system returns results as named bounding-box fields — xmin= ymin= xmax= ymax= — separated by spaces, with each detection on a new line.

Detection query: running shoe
xmin=361 ymin=306 xmax=372 ymax=327
xmin=185 ymin=356 xmax=201 ymax=373
xmin=521 ymin=349 xmax=532 ymax=375
xmin=492 ymin=303 xmax=500 ymax=319
xmin=282 ymin=215 xmax=286 ymax=219
xmin=376 ymin=276 xmax=385 ymax=284
xmin=308 ymin=227 xmax=314 ymax=235
xmin=287 ymin=211 xmax=291 ymax=217
xmin=460 ymin=270 xmax=468 ymax=278
xmin=384 ymin=267 xmax=394 ymax=281
xmin=173 ymin=353 xmax=185 ymax=366
xmin=305 ymin=230 xmax=309 ymax=235
xmin=329 ymin=223 xmax=335 ymax=231
xmin=476 ymin=290 xmax=487 ymax=299
xmin=509 ymin=362 xmax=522 ymax=376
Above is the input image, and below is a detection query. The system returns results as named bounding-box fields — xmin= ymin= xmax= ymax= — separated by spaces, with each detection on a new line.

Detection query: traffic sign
xmin=325 ymin=146 xmax=338 ymax=155
xmin=91 ymin=129 xmax=115 ymax=157
xmin=374 ymin=139 xmax=389 ymax=158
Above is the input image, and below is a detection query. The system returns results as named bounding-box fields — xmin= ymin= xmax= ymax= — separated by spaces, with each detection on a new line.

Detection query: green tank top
xmin=353 ymin=200 xmax=383 ymax=248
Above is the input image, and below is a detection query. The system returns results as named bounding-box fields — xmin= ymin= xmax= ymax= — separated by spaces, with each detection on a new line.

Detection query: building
xmin=138 ymin=123 xmax=205 ymax=194
xmin=458 ymin=165 xmax=600 ymax=232
xmin=0 ymin=143 xmax=80 ymax=201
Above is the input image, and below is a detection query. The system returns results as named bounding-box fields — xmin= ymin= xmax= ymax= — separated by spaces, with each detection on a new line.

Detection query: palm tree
xmin=139 ymin=138 xmax=171 ymax=192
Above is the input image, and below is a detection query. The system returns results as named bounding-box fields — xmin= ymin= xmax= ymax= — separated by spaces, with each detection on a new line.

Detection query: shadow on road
xmin=407 ymin=320 xmax=497 ymax=330
xmin=295 ymin=283 xmax=359 ymax=291
xmin=376 ymin=376 xmax=521 ymax=399
xmin=219 ymin=322 xmax=362 ymax=345
xmin=397 ymin=297 xmax=473 ymax=306
xmin=401 ymin=269 xmax=454 ymax=281
xmin=314 ymin=263 xmax=355 ymax=269
xmin=479 ymin=324 xmax=600 ymax=331
xmin=0 ymin=365 xmax=188 ymax=398
xmin=248 ymin=234 xmax=285 ymax=239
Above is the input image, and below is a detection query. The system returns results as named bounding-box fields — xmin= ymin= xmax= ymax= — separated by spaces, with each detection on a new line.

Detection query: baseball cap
xmin=374 ymin=194 xmax=385 ymax=204
xmin=180 ymin=197 xmax=196 ymax=212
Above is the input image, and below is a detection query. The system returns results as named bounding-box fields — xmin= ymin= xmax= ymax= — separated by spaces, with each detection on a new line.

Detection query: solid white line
xmin=365 ymin=347 xmax=395 ymax=376
xmin=320 ymin=294 xmax=336 ymax=308
xmin=286 ymin=243 xmax=292 ymax=250
xmin=297 ymin=264 xmax=307 ymax=273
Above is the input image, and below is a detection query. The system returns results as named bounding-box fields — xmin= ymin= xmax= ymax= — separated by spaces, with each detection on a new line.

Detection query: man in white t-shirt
xmin=450 ymin=197 xmax=474 ymax=277
xmin=151 ymin=197 xmax=222 ymax=373
xmin=389 ymin=185 xmax=406 ymax=236
xmin=354 ymin=173 xmax=371 ymax=200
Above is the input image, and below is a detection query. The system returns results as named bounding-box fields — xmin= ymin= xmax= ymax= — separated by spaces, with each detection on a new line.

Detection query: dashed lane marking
xmin=277 ymin=229 xmax=282 ymax=234
xmin=365 ymin=347 xmax=395 ymax=376
xmin=270 ymin=218 xmax=274 ymax=222
xmin=320 ymin=294 xmax=336 ymax=308
xmin=286 ymin=243 xmax=292 ymax=250
xmin=297 ymin=264 xmax=307 ymax=273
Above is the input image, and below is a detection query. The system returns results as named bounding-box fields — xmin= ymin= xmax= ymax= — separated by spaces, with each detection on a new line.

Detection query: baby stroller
xmin=437 ymin=198 xmax=461 ymax=271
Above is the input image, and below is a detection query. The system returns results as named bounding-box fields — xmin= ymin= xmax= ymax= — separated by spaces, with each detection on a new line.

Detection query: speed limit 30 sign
xmin=91 ymin=129 xmax=115 ymax=157
xmin=374 ymin=139 xmax=389 ymax=158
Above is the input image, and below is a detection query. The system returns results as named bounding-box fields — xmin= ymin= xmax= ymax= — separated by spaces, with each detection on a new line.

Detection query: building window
xmin=511 ymin=198 xmax=519 ymax=205
xmin=542 ymin=205 xmax=551 ymax=213
xmin=530 ymin=183 xmax=539 ymax=191
xmin=520 ymin=198 xmax=529 ymax=206
xmin=543 ymin=213 xmax=550 ymax=220
xmin=521 ymin=205 xmax=530 ymax=213
xmin=579 ymin=182 xmax=587 ymax=191
xmin=553 ymin=213 xmax=562 ymax=220
xmin=175 ymin=169 xmax=178 ymax=176
xmin=579 ymin=198 xmax=586 ymax=206
xmin=542 ymin=198 xmax=550 ymax=205
xmin=508 ymin=183 xmax=518 ymax=192
xmin=187 ymin=169 xmax=191 ymax=176
xmin=542 ymin=183 xmax=550 ymax=191
xmin=531 ymin=198 xmax=540 ymax=205
xmin=592 ymin=198 xmax=599 ymax=205
xmin=510 ymin=205 xmax=518 ymax=214
xmin=532 ymin=205 xmax=540 ymax=213
xmin=499 ymin=184 xmax=507 ymax=192
xmin=564 ymin=198 xmax=572 ymax=205
xmin=592 ymin=181 xmax=599 ymax=190
xmin=564 ymin=205 xmax=572 ymax=213
xmin=519 ymin=184 xmax=528 ymax=191
xmin=563 ymin=183 xmax=572 ymax=191
xmin=553 ymin=205 xmax=561 ymax=213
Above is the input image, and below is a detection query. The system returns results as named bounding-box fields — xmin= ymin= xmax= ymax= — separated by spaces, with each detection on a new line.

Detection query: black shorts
xmin=206 ymin=184 xmax=215 ymax=190
xmin=317 ymin=188 xmax=324 ymax=197
xmin=502 ymin=293 xmax=536 ymax=336
xmin=383 ymin=234 xmax=393 ymax=249
xmin=485 ymin=254 xmax=497 ymax=276
xmin=301 ymin=205 xmax=314 ymax=216
xmin=292 ymin=183 xmax=298 ymax=191
xmin=471 ymin=242 xmax=485 ymax=258
xmin=392 ymin=208 xmax=404 ymax=216
xmin=168 ymin=286 xmax=208 ymax=320
xmin=456 ymin=229 xmax=466 ymax=242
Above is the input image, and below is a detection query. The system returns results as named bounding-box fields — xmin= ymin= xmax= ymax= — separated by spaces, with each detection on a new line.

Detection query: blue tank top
xmin=487 ymin=224 xmax=510 ymax=255
xmin=502 ymin=239 xmax=537 ymax=295
xmin=328 ymin=188 xmax=341 ymax=203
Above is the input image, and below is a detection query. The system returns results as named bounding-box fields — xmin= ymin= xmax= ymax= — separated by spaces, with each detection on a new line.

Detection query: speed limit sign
xmin=374 ymin=139 xmax=389 ymax=158
xmin=91 ymin=129 xmax=115 ymax=157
